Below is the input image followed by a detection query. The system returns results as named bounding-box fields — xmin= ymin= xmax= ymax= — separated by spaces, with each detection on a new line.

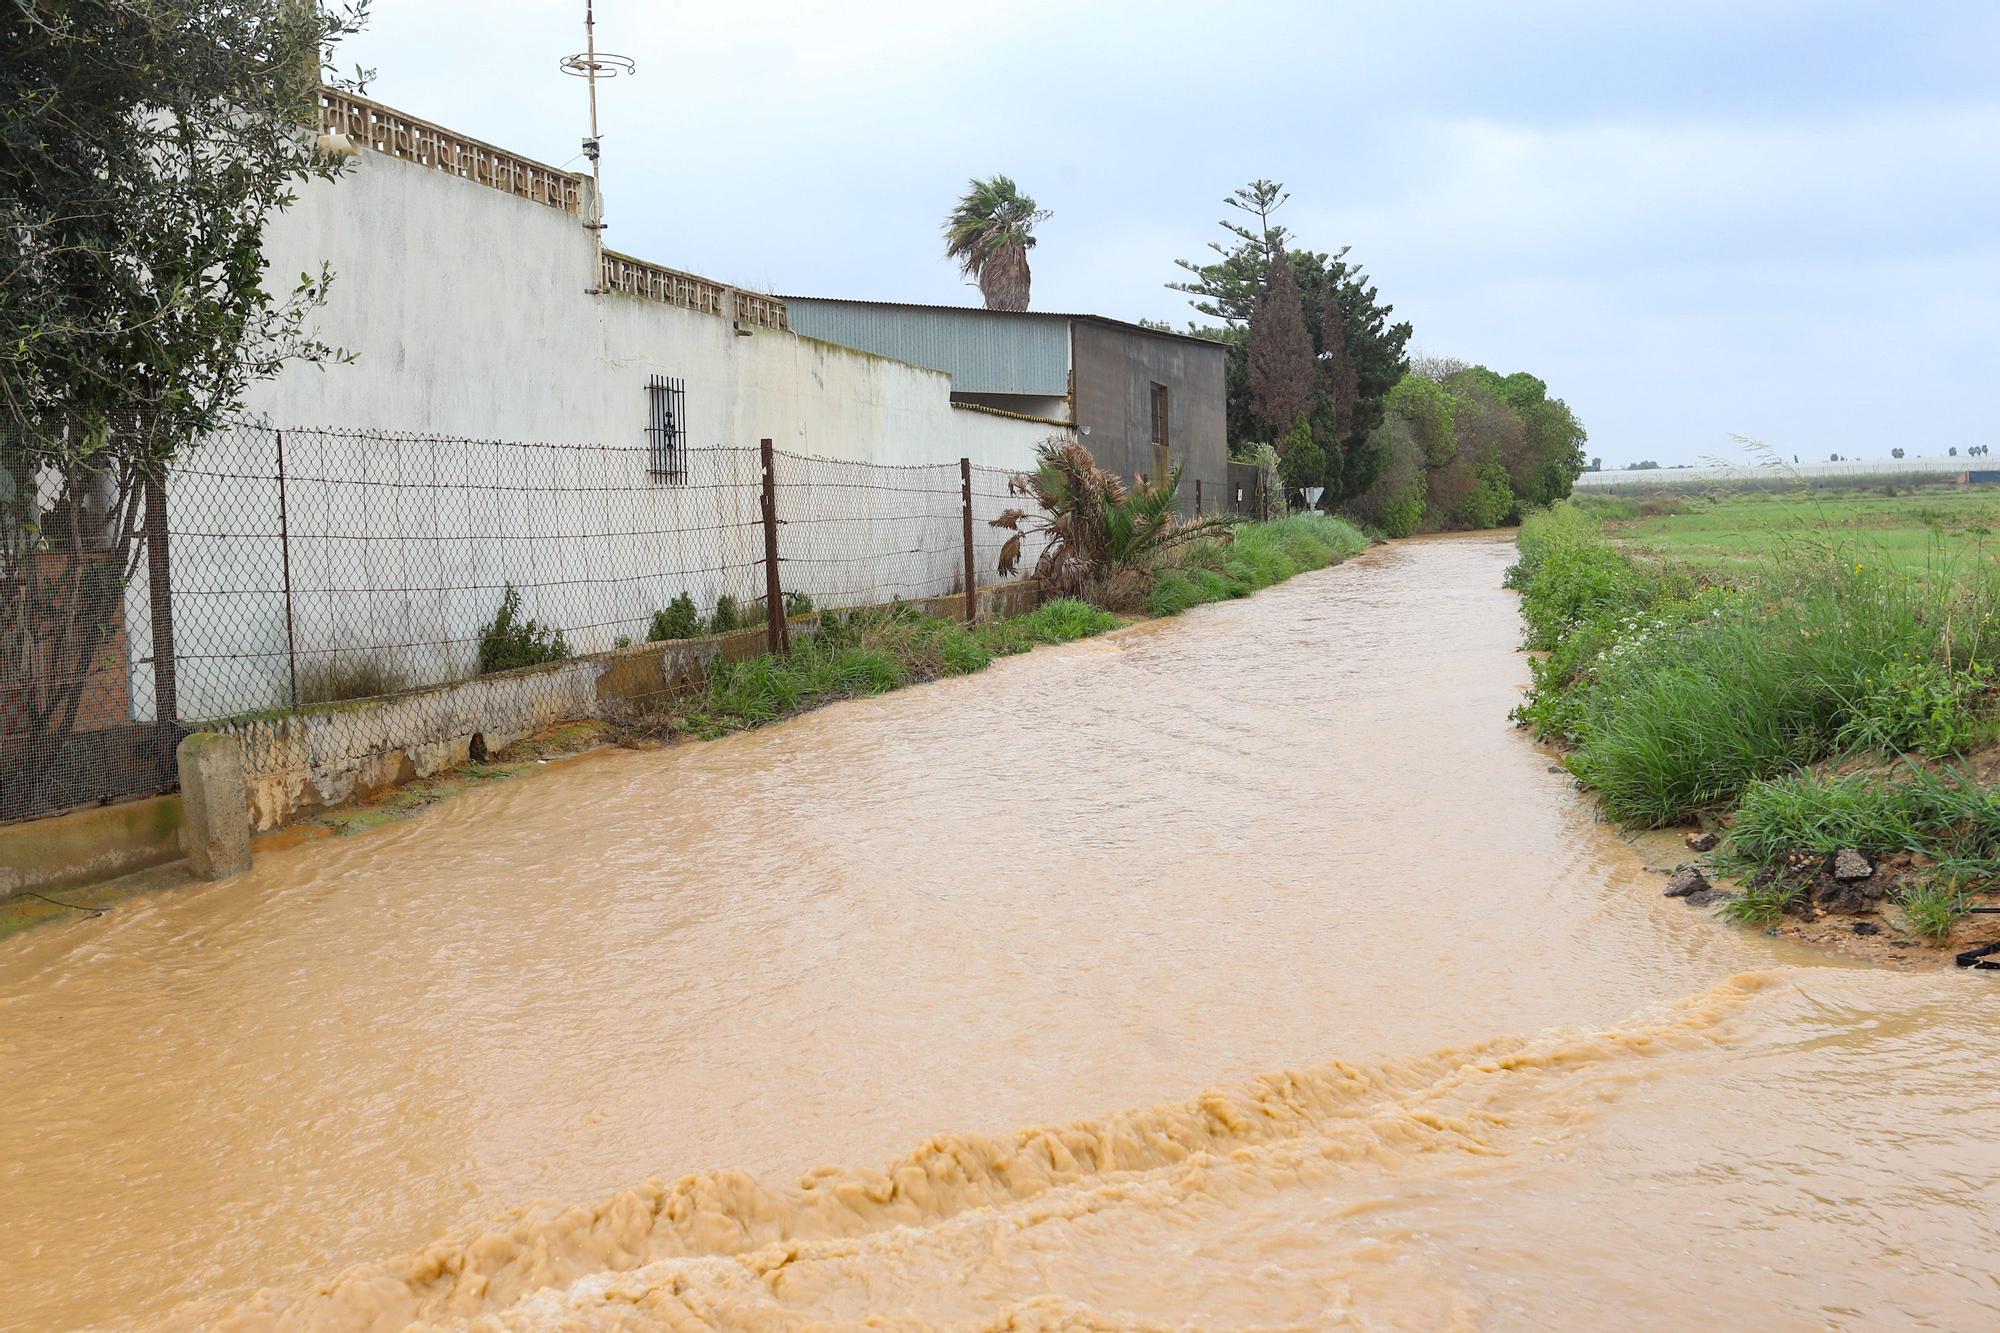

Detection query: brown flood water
xmin=3 ymin=535 xmax=1998 ymax=1330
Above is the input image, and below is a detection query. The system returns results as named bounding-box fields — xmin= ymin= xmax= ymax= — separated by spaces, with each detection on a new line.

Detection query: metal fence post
xmin=143 ymin=470 xmax=177 ymax=775
xmin=275 ymin=429 xmax=299 ymax=708
xmin=960 ymin=457 xmax=976 ymax=624
xmin=759 ymin=438 xmax=789 ymax=655
xmin=1195 ymin=477 xmax=1202 ymax=518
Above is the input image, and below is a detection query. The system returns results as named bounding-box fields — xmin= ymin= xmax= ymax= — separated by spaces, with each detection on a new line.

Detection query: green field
xmin=1574 ymin=486 xmax=2000 ymax=574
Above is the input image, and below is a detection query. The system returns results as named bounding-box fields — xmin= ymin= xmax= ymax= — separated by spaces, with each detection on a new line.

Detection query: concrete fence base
xmin=0 ymin=581 xmax=1044 ymax=899
xmin=219 ymin=580 xmax=1045 ymax=832
xmin=177 ymin=733 xmax=252 ymax=880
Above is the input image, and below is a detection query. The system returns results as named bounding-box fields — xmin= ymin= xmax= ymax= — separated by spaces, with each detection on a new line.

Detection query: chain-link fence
xmin=3 ymin=423 xmax=1058 ymax=825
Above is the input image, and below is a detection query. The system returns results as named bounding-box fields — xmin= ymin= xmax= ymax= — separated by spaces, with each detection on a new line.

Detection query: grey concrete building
xmin=782 ymin=298 xmax=1232 ymax=517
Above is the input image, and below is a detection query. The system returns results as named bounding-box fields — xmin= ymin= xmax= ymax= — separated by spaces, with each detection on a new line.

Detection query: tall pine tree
xmin=1173 ymin=180 xmax=1410 ymax=490
xmin=1247 ymin=251 xmax=1314 ymax=445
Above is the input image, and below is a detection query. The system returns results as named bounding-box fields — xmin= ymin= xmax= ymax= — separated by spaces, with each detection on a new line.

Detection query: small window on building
xmin=646 ymin=375 xmax=686 ymax=483
xmin=1149 ymin=383 xmax=1170 ymax=448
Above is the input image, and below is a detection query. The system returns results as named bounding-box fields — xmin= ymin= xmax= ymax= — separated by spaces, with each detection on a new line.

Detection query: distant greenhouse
xmin=1574 ymin=456 xmax=1986 ymax=493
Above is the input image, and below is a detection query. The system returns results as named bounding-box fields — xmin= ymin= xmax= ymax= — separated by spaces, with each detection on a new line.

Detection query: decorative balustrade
xmin=316 ymin=89 xmax=788 ymax=332
xmin=733 ymin=290 xmax=792 ymax=332
xmin=317 ymin=87 xmax=584 ymax=214
xmin=600 ymin=252 xmax=791 ymax=332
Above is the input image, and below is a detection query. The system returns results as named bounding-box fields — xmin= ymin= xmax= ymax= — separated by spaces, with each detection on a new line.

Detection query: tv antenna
xmin=560 ymin=1 xmax=634 ymax=294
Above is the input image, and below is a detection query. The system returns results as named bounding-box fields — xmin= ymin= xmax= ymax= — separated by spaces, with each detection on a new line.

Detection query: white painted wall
xmin=242 ymin=151 xmax=1054 ymax=468
xmin=130 ymin=147 xmax=1063 ymax=722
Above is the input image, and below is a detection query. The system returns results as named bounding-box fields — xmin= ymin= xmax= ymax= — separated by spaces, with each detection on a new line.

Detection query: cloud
xmin=1312 ymin=104 xmax=2000 ymax=280
xmin=332 ymin=2 xmax=2000 ymax=464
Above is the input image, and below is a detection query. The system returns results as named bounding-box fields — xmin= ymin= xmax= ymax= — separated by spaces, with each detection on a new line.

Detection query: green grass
xmin=1725 ymin=768 xmax=2000 ymax=874
xmin=1148 ymin=514 xmax=1369 ymax=616
xmin=659 ymin=516 xmax=1356 ymax=741
xmin=1898 ymin=879 xmax=1972 ymax=942
xmin=1566 ymin=565 xmax=2000 ymax=823
xmin=1719 ymin=879 xmax=1804 ymax=927
xmin=975 ymin=597 xmax=1123 ymax=656
xmin=659 ymin=515 xmax=1355 ymax=741
xmin=671 ymin=599 xmax=1120 ymax=738
xmin=1509 ymin=501 xmax=2000 ymax=827
xmin=1577 ymin=486 xmax=2000 ymax=576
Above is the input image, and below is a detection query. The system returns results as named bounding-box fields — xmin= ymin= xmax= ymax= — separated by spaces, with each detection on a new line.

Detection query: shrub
xmin=784 ymin=589 xmax=815 ymax=617
xmin=648 ymin=592 xmax=700 ymax=642
xmin=1505 ymin=501 xmax=1599 ymax=590
xmin=1343 ymin=418 xmax=1426 ymax=537
xmin=1515 ymin=533 xmax=1646 ymax=650
xmin=1277 ymin=416 xmax=1325 ymax=501
xmin=707 ymin=593 xmax=742 ymax=635
xmin=1231 ymin=442 xmax=1282 ymax=519
xmin=1832 ymin=656 xmax=1993 ymax=759
xmin=478 ymin=584 xmax=570 ymax=674
xmin=1379 ymin=494 xmax=1426 ymax=539
xmin=1455 ymin=462 xmax=1516 ymax=529
xmin=989 ymin=436 xmax=1236 ymax=599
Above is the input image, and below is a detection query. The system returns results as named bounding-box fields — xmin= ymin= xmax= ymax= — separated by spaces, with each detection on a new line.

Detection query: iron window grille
xmin=645 ymin=375 xmax=687 ymax=483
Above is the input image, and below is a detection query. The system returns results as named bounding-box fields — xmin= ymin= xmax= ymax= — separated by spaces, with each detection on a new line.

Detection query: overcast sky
xmin=338 ymin=1 xmax=1999 ymax=466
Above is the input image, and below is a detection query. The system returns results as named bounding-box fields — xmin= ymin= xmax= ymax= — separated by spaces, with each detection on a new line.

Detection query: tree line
xmin=940 ymin=176 xmax=1589 ymax=536
xmin=1168 ymin=180 xmax=1587 ymax=532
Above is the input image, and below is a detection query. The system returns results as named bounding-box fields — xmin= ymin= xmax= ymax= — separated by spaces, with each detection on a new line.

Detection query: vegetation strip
xmin=1575 ymin=487 xmax=2000 ymax=575
xmin=1508 ymin=497 xmax=2000 ymax=948
xmin=646 ymin=510 xmax=1369 ymax=740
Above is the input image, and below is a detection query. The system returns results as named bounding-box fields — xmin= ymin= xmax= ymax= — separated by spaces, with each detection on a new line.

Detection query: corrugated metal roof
xmin=785 ymin=299 xmax=1073 ymax=395
xmin=780 ymin=295 xmax=1230 ymax=351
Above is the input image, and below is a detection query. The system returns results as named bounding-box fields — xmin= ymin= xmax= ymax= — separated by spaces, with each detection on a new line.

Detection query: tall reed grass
xmin=1510 ymin=501 xmax=2000 ymax=827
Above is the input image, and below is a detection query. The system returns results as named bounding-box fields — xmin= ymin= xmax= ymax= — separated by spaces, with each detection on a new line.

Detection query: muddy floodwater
xmin=3 ymin=535 xmax=1998 ymax=1330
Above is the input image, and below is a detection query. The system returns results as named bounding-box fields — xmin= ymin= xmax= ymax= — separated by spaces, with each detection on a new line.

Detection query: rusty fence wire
xmin=2 ymin=423 xmax=1064 ymax=825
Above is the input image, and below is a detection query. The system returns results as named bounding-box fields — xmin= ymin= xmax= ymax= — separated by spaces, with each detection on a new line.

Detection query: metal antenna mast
xmin=561 ymin=1 xmax=633 ymax=294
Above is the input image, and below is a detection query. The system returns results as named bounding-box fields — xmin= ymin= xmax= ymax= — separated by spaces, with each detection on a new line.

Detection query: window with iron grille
xmin=1149 ymin=382 xmax=1170 ymax=447
xmin=645 ymin=375 xmax=686 ymax=483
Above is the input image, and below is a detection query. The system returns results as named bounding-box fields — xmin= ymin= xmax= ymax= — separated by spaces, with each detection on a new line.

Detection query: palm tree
xmin=943 ymin=176 xmax=1050 ymax=311
xmin=989 ymin=438 xmax=1236 ymax=599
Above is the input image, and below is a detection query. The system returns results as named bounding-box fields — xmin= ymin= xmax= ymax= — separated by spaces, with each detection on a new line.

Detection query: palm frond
xmin=991 ymin=437 xmax=1232 ymax=600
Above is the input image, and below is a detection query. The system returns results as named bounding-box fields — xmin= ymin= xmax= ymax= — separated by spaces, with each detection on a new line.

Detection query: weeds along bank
xmin=635 ymin=444 xmax=1371 ymax=738
xmin=1147 ymin=513 xmax=1369 ymax=615
xmin=1506 ymin=501 xmax=2000 ymax=948
xmin=651 ymin=599 xmax=1120 ymax=738
xmin=651 ymin=512 xmax=1370 ymax=739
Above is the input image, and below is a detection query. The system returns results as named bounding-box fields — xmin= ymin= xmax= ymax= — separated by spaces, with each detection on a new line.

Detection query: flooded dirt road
xmin=3 ymin=535 xmax=1997 ymax=1329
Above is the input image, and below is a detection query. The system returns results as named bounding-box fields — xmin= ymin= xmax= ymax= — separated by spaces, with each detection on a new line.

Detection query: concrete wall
xmin=2 ymin=578 xmax=1045 ymax=894
xmin=222 ymin=580 xmax=1044 ymax=831
xmin=243 ymin=154 xmax=1050 ymax=467
xmin=0 ymin=795 xmax=183 ymax=900
xmin=1070 ymin=322 xmax=1229 ymax=519
xmin=120 ymin=148 xmax=1064 ymax=724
